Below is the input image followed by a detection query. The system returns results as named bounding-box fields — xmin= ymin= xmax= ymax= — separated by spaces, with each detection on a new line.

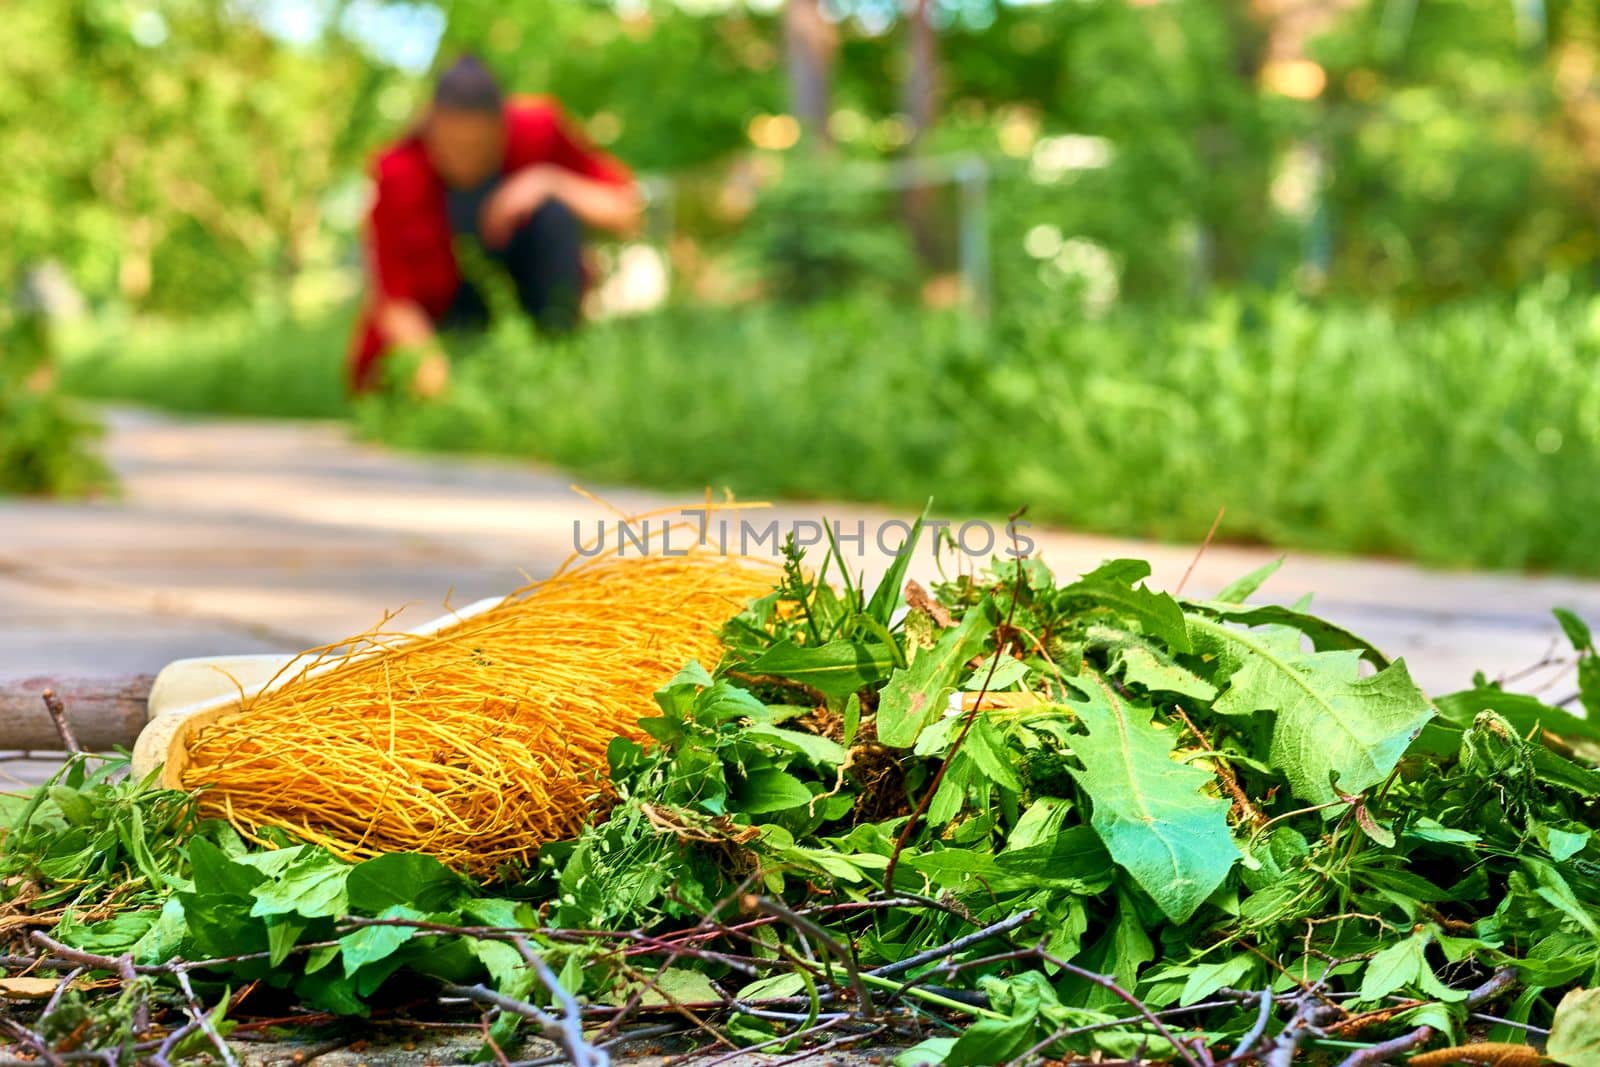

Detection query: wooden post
xmin=0 ymin=676 xmax=153 ymax=752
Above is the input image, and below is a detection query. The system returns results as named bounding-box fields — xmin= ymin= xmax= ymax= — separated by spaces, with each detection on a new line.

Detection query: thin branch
xmin=870 ymin=909 xmax=1038 ymax=979
xmin=686 ymin=1017 xmax=853 ymax=1067
xmin=1176 ymin=507 xmax=1226 ymax=597
xmin=747 ymin=896 xmax=875 ymax=1019
xmin=40 ymin=689 xmax=80 ymax=754
xmin=1172 ymin=705 xmax=1265 ymax=828
xmin=149 ymin=1019 xmax=205 ymax=1067
xmin=175 ymin=968 xmax=239 ymax=1067
xmin=1232 ymin=988 xmax=1276 ymax=1063
xmin=0 ymin=1019 xmax=66 ymax=1067
xmin=1331 ymin=968 xmax=1517 ymax=1067
xmin=1263 ymin=992 xmax=1343 ymax=1067
xmin=511 ymin=935 xmax=610 ymax=1067
xmin=1037 ymin=947 xmax=1206 ymax=1067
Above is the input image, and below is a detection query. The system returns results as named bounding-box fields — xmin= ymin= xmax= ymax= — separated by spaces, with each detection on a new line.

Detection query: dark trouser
xmin=440 ymin=200 xmax=584 ymax=336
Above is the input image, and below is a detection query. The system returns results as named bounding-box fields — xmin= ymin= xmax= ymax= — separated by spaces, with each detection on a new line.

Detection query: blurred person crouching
xmin=349 ymin=55 xmax=640 ymax=395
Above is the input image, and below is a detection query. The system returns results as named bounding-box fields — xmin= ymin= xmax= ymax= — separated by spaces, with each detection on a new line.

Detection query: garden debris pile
xmin=4 ymin=526 xmax=1600 ymax=1066
xmin=177 ymin=551 xmax=774 ymax=875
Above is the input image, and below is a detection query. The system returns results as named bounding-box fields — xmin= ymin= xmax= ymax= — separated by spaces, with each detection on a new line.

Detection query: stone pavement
xmin=3 ymin=406 xmax=1599 ymax=758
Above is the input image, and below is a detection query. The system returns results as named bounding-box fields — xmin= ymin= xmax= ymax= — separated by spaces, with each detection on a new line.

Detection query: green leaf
xmin=1203 ymin=604 xmax=1391 ymax=668
xmin=1362 ymin=868 xmax=1451 ymax=904
xmin=895 ymin=1038 xmax=957 ymax=1067
xmin=945 ymin=1009 xmax=1038 ymax=1067
xmin=1396 ymin=1001 xmax=1458 ymax=1038
xmin=694 ymin=680 xmax=770 ymax=725
xmin=962 ymin=653 xmax=1031 ymax=692
xmin=1005 ymin=797 xmax=1072 ymax=851
xmin=778 ymin=844 xmax=884 ymax=883
xmin=992 ymin=826 xmax=1114 ymax=893
xmin=1529 ymin=860 xmax=1600 ymax=939
xmin=1193 ymin=613 xmax=1434 ymax=804
xmin=1544 ymin=826 xmax=1591 ymax=863
xmin=877 ymin=599 xmax=997 ymax=748
xmin=1360 ymin=931 xmax=1467 ymax=1004
xmin=637 ymin=967 xmax=721 ymax=1006
xmin=57 ymin=909 xmax=161 ymax=956
xmin=180 ymin=839 xmax=271 ymax=960
xmin=47 ymin=786 xmax=94 ymax=826
xmin=1361 ymin=935 xmax=1425 ymax=1002
xmin=169 ymin=999 xmax=236 ymax=1060
xmin=865 ymin=509 xmax=926 ymax=627
xmin=742 ymin=723 xmax=848 ymax=766
xmin=294 ymin=966 xmax=368 ymax=1016
xmin=1099 ymin=633 xmax=1217 ymax=701
xmin=1214 ymin=558 xmax=1283 ymax=604
xmin=732 ymin=769 xmax=813 ymax=814
xmin=1555 ymin=608 xmax=1595 ymax=653
xmin=927 ymin=754 xmax=977 ymax=826
xmin=748 ymin=639 xmax=897 ymax=707
xmin=1549 ymin=987 xmax=1600 ymax=1067
xmin=1532 ymin=746 xmax=1600 ymax=797
xmin=1063 ymin=675 xmax=1240 ymax=923
xmin=1066 ymin=560 xmax=1192 ymax=653
xmin=460 ymin=896 xmax=533 ymax=931
xmin=905 ymin=846 xmax=1001 ymax=886
xmin=471 ymin=938 xmax=533 ymax=999
xmin=736 ymin=973 xmax=809 ymax=1000
xmin=1104 ymin=894 xmax=1155 ymax=996
xmin=1558 ymin=610 xmax=1600 ymax=722
xmin=304 ymin=944 xmax=340 ymax=975
xmin=1179 ymin=955 xmax=1256 ymax=1007
xmin=651 ymin=661 xmax=716 ymax=720
xmin=1580 ymin=656 xmax=1600 ymax=723
xmin=266 ymin=916 xmax=307 ymax=967
xmin=1435 ymin=688 xmax=1600 ymax=745
xmin=249 ymin=850 xmax=350 ymax=919
xmin=338 ymin=906 xmax=425 ymax=976
xmin=188 ymin=837 xmax=268 ymax=898
xmin=965 ymin=717 xmax=1022 ymax=792
xmin=130 ymin=897 xmax=188 ymax=966
xmin=345 ymin=853 xmax=463 ymax=914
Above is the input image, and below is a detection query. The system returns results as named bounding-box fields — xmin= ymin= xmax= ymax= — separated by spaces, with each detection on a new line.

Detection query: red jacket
xmin=349 ymin=97 xmax=632 ymax=390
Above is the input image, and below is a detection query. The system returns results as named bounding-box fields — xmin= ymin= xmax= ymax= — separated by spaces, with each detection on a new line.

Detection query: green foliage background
xmin=10 ymin=0 xmax=1600 ymax=564
xmin=10 ymin=0 xmax=1600 ymax=309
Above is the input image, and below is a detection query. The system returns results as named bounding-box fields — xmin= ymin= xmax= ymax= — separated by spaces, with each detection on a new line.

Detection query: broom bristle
xmin=179 ymin=551 xmax=776 ymax=876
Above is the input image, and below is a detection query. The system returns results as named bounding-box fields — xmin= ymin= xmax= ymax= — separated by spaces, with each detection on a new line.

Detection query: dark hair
xmin=433 ymin=55 xmax=503 ymax=113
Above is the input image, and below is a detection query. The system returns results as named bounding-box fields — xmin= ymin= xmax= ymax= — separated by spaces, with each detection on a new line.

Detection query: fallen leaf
xmin=0 ymin=976 xmax=64 ymax=1000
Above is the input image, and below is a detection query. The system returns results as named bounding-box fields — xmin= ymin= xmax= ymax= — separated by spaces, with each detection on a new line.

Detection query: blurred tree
xmin=9 ymin=0 xmax=1600 ymax=321
xmin=900 ymin=0 xmax=944 ymax=266
xmin=1315 ymin=0 xmax=1600 ymax=298
xmin=902 ymin=0 xmax=939 ymax=147
xmin=439 ymin=0 xmax=782 ymax=173
xmin=0 ymin=0 xmax=398 ymax=312
xmin=787 ymin=0 xmax=839 ymax=150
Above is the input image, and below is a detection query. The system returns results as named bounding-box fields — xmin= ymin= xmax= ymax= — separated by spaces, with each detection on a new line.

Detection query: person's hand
xmin=411 ymin=349 xmax=451 ymax=400
xmin=480 ymin=166 xmax=560 ymax=249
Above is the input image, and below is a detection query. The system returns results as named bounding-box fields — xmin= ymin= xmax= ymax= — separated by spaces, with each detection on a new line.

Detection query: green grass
xmin=1 ymin=316 xmax=113 ymax=498
xmin=60 ymin=288 xmax=1600 ymax=574
xmin=60 ymin=305 xmax=352 ymax=419
xmin=0 ymin=389 xmax=112 ymax=497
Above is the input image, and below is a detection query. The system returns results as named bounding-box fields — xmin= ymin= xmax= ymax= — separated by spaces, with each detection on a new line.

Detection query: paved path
xmin=3 ymin=407 xmax=1598 ymax=750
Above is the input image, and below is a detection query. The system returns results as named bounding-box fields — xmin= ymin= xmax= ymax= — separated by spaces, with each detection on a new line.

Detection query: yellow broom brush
xmin=148 ymin=517 xmax=775 ymax=877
